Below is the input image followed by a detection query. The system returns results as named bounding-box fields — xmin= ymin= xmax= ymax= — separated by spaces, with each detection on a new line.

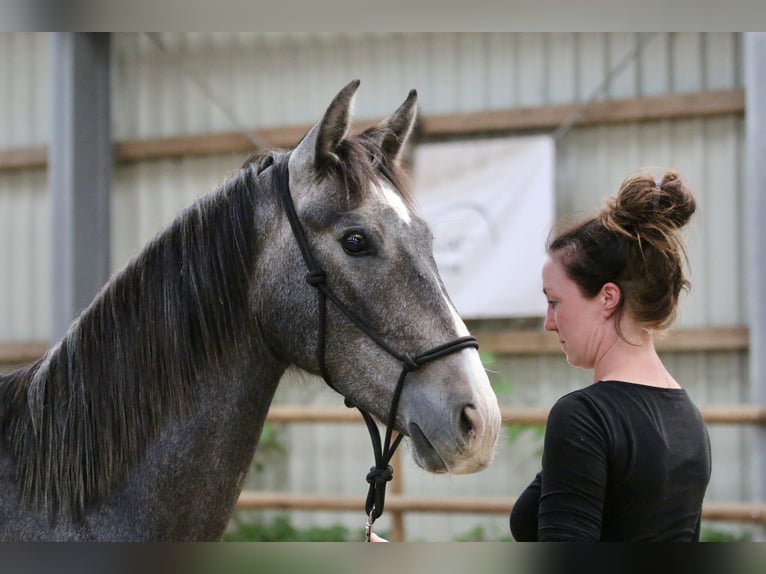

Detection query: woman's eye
xmin=341 ymin=231 xmax=371 ymax=255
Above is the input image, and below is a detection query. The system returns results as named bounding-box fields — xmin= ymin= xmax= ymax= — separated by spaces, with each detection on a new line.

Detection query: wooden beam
xmin=0 ymin=89 xmax=744 ymax=173
xmin=0 ymin=341 xmax=48 ymax=365
xmin=422 ymin=88 xmax=745 ymax=136
xmin=473 ymin=326 xmax=749 ymax=355
xmin=0 ymin=146 xmax=47 ymax=171
xmin=235 ymin=491 xmax=515 ymax=515
xmin=236 ymin=491 xmax=766 ymax=525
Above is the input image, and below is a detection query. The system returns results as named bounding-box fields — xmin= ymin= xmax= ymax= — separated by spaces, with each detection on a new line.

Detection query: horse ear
xmin=365 ymin=89 xmax=418 ymax=165
xmin=291 ymin=79 xmax=360 ymax=171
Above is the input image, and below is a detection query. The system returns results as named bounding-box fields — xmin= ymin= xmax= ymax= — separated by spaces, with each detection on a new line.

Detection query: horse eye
xmin=341 ymin=231 xmax=371 ymax=255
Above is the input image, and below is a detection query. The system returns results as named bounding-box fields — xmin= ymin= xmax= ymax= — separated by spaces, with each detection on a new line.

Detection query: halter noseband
xmin=272 ymin=158 xmax=479 ymax=535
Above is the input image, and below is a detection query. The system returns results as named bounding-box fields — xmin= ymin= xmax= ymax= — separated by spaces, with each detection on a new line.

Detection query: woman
xmin=510 ymin=170 xmax=711 ymax=542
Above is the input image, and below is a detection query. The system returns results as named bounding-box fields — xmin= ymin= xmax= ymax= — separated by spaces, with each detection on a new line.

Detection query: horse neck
xmin=104 ymin=339 xmax=285 ymax=540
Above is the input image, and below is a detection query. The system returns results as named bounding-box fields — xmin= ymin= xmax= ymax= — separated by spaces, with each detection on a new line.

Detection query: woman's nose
xmin=544 ymin=311 xmax=556 ymax=331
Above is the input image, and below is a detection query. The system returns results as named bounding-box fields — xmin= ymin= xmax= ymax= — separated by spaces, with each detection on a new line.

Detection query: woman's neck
xmin=593 ymin=328 xmax=680 ymax=389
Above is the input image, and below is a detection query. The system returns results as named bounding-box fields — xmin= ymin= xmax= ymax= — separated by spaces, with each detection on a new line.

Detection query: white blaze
xmin=373 ymin=180 xmax=411 ymax=225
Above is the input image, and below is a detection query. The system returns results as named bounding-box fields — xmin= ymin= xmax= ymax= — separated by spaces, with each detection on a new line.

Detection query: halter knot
xmin=402 ymin=354 xmax=420 ymax=372
xmin=305 ymin=270 xmax=327 ymax=286
xmin=366 ymin=464 xmax=394 ymax=485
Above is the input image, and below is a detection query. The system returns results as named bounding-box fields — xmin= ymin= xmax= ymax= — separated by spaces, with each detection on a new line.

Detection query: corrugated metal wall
xmin=0 ymin=32 xmax=746 ymax=340
xmin=0 ymin=32 xmax=751 ymax=540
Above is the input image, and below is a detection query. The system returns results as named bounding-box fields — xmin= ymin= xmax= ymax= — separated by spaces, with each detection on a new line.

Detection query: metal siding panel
xmin=26 ymin=172 xmax=51 ymax=340
xmin=485 ymin=33 xmax=516 ymax=109
xmin=336 ymin=34 xmax=362 ymax=102
xmin=454 ymin=33 xmax=488 ymax=111
xmin=258 ymin=35 xmax=292 ymax=127
xmin=423 ymin=34 xmax=460 ymax=115
xmin=704 ymin=33 xmax=742 ymax=91
xmin=0 ymin=171 xmax=49 ymax=341
xmin=670 ymin=119 xmax=708 ymax=328
xmin=0 ymin=32 xmax=48 ymax=148
xmin=607 ymin=32 xmax=640 ymax=100
xmin=546 ymin=33 xmax=577 ymax=104
xmin=0 ymin=183 xmax=13 ymax=338
xmin=373 ymin=34 xmax=409 ymax=111
xmin=576 ymin=33 xmax=608 ymax=102
xmin=639 ymin=33 xmax=672 ymax=97
xmin=636 ymin=121 xmax=675 ymax=172
xmin=0 ymin=34 xmax=11 ymax=147
xmin=671 ymin=32 xmax=705 ymax=93
xmin=517 ymin=33 xmax=546 ymax=107
xmin=703 ymin=116 xmax=745 ymax=326
xmin=111 ymin=155 xmax=247 ymax=275
xmin=396 ymin=34 xmax=432 ymax=105
xmin=112 ymin=33 xmax=139 ymax=140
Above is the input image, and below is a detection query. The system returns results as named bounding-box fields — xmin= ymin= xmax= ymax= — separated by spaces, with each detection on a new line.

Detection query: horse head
xmin=252 ymin=80 xmax=501 ymax=475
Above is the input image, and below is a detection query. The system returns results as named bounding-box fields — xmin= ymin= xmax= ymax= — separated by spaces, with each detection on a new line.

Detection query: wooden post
xmin=390 ymin=446 xmax=405 ymax=541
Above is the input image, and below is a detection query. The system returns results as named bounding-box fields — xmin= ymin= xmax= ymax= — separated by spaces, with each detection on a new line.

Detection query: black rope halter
xmin=272 ymin=158 xmax=479 ymax=537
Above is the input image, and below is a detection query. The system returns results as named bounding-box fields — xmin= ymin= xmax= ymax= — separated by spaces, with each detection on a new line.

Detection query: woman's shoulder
xmin=550 ymin=380 xmax=699 ymax=428
xmin=551 ymin=383 xmax=608 ymax=410
xmin=548 ymin=385 xmax=610 ymax=426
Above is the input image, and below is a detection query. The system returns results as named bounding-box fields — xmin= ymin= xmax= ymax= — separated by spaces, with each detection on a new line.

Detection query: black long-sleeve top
xmin=510 ymin=380 xmax=711 ymax=542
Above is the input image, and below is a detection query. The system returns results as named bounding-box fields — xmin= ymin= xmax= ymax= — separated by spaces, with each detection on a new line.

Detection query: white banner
xmin=412 ymin=135 xmax=555 ymax=319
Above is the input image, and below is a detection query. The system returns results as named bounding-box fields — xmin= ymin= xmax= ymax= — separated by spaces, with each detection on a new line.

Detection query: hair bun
xmin=657 ymin=171 xmax=696 ymax=229
xmin=603 ymin=170 xmax=696 ymax=235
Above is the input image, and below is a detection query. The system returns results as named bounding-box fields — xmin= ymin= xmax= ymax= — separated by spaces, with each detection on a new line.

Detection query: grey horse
xmin=0 ymin=80 xmax=501 ymax=541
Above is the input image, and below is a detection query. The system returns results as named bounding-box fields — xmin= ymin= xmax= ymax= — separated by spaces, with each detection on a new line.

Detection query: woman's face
xmin=541 ymin=253 xmax=606 ymax=370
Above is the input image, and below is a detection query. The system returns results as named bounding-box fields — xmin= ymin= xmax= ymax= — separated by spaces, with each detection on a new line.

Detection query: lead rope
xmin=272 ymin=159 xmax=479 ymax=541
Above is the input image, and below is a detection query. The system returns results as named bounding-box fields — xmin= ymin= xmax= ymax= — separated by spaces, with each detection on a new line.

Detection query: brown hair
xmin=548 ymin=171 xmax=696 ymax=337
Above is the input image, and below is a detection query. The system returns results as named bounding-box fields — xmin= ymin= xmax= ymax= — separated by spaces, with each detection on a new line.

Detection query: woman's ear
xmin=601 ymin=282 xmax=622 ymax=318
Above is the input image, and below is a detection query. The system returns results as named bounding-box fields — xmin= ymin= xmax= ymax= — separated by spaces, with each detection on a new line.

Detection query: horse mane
xmin=0 ymin=166 xmax=259 ymax=521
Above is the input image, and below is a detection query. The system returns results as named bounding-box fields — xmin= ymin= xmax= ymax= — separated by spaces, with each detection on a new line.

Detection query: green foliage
xmin=224 ymin=515 xmax=366 ymax=542
xmin=700 ymin=526 xmax=752 ymax=542
xmin=226 ymin=515 xmax=509 ymax=542
xmin=257 ymin=424 xmax=285 ymax=454
xmin=453 ymin=525 xmax=514 ymax=542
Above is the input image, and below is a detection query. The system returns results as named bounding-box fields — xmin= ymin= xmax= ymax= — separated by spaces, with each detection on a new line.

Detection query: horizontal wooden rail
xmin=0 ymin=341 xmax=49 ymax=365
xmin=0 ymin=326 xmax=749 ymax=369
xmin=236 ymin=492 xmax=766 ymax=525
xmin=0 ymin=89 xmax=744 ymax=173
xmin=263 ymin=405 xmax=766 ymax=426
xmin=236 ymin=492 xmax=514 ymax=515
xmin=471 ymin=326 xmax=749 ymax=355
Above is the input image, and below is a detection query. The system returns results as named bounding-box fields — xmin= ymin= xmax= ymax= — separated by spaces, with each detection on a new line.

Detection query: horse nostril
xmin=460 ymin=404 xmax=481 ymax=440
